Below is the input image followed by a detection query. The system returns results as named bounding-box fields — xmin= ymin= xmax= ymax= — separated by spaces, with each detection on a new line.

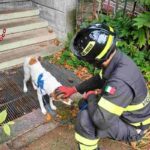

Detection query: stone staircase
xmin=0 ymin=7 xmax=60 ymax=70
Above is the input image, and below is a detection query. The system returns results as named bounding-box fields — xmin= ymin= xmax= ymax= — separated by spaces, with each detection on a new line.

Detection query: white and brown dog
xmin=23 ymin=56 xmax=72 ymax=115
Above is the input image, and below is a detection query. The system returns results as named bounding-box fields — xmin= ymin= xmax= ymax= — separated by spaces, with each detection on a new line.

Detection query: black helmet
xmin=71 ymin=23 xmax=116 ymax=66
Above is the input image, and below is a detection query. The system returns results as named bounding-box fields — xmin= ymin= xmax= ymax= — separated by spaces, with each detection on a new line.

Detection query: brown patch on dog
xmin=50 ymin=92 xmax=70 ymax=103
xmin=29 ymin=57 xmax=37 ymax=65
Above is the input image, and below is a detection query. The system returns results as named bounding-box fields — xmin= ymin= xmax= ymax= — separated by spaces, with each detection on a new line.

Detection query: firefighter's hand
xmin=54 ymin=86 xmax=77 ymax=99
xmin=83 ymin=89 xmax=102 ymax=100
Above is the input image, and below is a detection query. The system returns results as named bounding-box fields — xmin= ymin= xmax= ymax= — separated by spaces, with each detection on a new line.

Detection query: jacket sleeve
xmin=75 ymin=74 xmax=105 ymax=94
xmin=87 ymin=79 xmax=133 ymax=130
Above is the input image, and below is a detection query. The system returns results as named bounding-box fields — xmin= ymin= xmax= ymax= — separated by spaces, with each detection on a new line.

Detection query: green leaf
xmin=138 ymin=28 xmax=146 ymax=48
xmin=133 ymin=12 xmax=150 ymax=28
xmin=7 ymin=121 xmax=15 ymax=125
xmin=139 ymin=0 xmax=150 ymax=6
xmin=0 ymin=110 xmax=7 ymax=124
xmin=132 ymin=28 xmax=147 ymax=48
xmin=3 ymin=124 xmax=10 ymax=136
xmin=66 ymin=60 xmax=74 ymax=66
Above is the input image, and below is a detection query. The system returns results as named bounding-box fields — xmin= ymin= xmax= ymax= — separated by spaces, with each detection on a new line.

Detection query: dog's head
xmin=24 ymin=56 xmax=42 ymax=68
xmin=28 ymin=56 xmax=42 ymax=65
xmin=50 ymin=92 xmax=72 ymax=106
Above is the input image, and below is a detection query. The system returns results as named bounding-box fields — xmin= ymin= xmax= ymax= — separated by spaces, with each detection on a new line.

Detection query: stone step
xmin=0 ymin=8 xmax=39 ymax=21
xmin=0 ymin=28 xmax=56 ymax=52
xmin=0 ymin=17 xmax=48 ymax=35
xmin=0 ymin=16 xmax=38 ymax=25
xmin=0 ymin=1 xmax=33 ymax=10
xmin=0 ymin=0 xmax=29 ymax=2
xmin=0 ymin=40 xmax=63 ymax=70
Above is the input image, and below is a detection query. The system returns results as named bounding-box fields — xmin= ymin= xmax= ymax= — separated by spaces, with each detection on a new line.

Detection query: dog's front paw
xmin=51 ymin=105 xmax=57 ymax=110
xmin=41 ymin=108 xmax=47 ymax=115
xmin=23 ymin=87 xmax=28 ymax=93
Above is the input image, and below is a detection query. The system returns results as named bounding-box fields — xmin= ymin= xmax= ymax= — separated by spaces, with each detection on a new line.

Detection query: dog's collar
xmin=37 ymin=73 xmax=44 ymax=90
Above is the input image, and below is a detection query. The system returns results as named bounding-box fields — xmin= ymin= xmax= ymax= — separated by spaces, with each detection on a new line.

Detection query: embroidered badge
xmin=105 ymin=86 xmax=116 ymax=95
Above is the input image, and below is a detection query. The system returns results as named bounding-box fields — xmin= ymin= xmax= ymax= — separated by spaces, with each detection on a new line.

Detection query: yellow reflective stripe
xmin=109 ymin=26 xmax=114 ymax=32
xmin=81 ymin=41 xmax=96 ymax=56
xmin=75 ymin=133 xmax=99 ymax=146
xmin=98 ymin=92 xmax=149 ymax=114
xmin=98 ymin=97 xmax=150 ymax=127
xmin=125 ymin=92 xmax=150 ymax=111
xmin=99 ymin=69 xmax=103 ymax=78
xmin=96 ymin=26 xmax=114 ymax=60
xmin=98 ymin=97 xmax=124 ymax=116
xmin=130 ymin=118 xmax=150 ymax=126
xmin=79 ymin=144 xmax=98 ymax=150
xmin=125 ymin=103 xmax=143 ymax=111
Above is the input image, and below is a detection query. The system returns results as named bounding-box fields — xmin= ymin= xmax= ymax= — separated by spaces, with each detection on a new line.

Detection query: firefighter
xmin=54 ymin=23 xmax=150 ymax=150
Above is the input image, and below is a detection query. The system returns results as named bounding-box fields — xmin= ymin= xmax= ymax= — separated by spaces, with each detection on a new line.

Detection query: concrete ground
xmin=20 ymin=124 xmax=133 ymax=150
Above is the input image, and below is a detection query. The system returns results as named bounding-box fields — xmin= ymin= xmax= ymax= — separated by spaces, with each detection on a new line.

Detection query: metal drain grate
xmin=0 ymin=95 xmax=39 ymax=123
xmin=0 ymin=61 xmax=80 ymax=123
xmin=0 ymin=70 xmax=39 ymax=123
xmin=0 ymin=79 xmax=23 ymax=104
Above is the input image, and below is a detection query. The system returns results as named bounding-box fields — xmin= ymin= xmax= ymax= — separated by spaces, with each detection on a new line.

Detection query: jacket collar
xmin=103 ymin=50 xmax=122 ymax=79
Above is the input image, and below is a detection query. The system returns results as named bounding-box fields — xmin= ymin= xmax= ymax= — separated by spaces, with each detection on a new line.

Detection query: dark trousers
xmin=75 ymin=109 xmax=144 ymax=143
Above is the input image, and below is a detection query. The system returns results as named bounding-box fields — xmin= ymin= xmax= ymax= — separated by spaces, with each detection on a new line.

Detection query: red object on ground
xmin=0 ymin=28 xmax=6 ymax=41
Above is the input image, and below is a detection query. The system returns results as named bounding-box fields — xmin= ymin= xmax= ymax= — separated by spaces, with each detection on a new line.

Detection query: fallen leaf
xmin=45 ymin=113 xmax=52 ymax=122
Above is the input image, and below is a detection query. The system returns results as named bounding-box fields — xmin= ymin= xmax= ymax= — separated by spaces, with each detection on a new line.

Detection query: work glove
xmin=54 ymin=86 xmax=77 ymax=99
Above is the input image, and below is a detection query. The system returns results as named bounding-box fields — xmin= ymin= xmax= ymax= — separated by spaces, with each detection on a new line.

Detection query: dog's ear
xmin=38 ymin=56 xmax=42 ymax=62
xmin=29 ymin=57 xmax=37 ymax=65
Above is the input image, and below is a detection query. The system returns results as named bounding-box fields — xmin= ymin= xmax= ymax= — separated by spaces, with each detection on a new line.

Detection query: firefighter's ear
xmin=29 ymin=57 xmax=37 ymax=65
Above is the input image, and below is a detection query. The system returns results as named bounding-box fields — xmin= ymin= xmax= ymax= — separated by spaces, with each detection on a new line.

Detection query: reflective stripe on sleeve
xmin=125 ymin=92 xmax=150 ymax=111
xmin=98 ymin=97 xmax=124 ymax=116
xmin=98 ymin=92 xmax=150 ymax=127
xmin=125 ymin=103 xmax=144 ymax=111
xmin=130 ymin=118 xmax=150 ymax=126
xmin=75 ymin=132 xmax=99 ymax=146
xmin=98 ymin=92 xmax=150 ymax=116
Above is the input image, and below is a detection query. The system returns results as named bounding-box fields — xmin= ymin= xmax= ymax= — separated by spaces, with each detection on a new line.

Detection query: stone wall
xmin=31 ymin=0 xmax=77 ymax=40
